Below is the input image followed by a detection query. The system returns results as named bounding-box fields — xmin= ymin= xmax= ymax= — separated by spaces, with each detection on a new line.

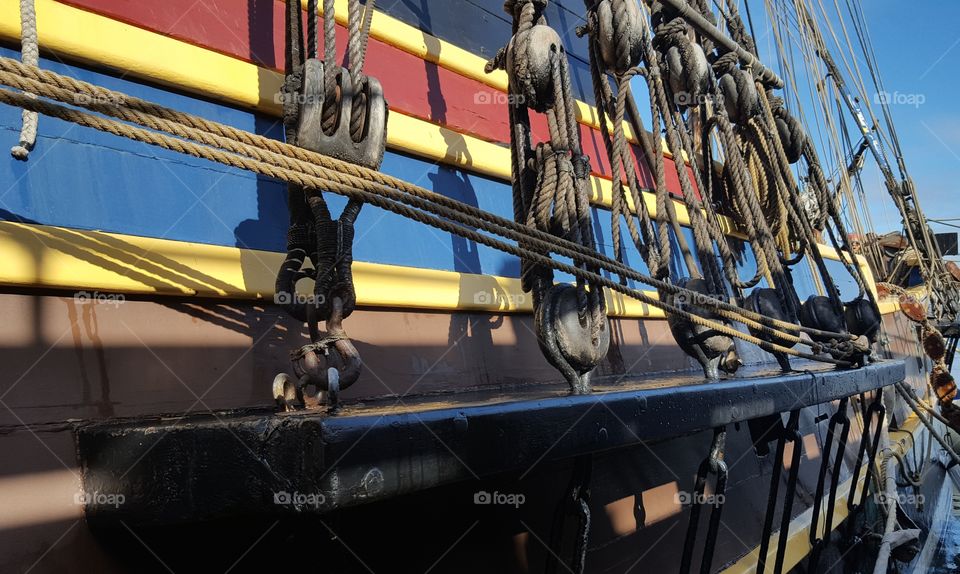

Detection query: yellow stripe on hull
xmin=0 ymin=221 xmax=664 ymax=317
xmin=720 ymin=415 xmax=921 ymax=574
xmin=0 ymin=220 xmax=889 ymax=318
xmin=0 ymin=1 xmax=882 ymax=315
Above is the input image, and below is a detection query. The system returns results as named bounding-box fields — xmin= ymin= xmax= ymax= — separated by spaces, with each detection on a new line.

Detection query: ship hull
xmin=0 ymin=0 xmax=952 ymax=572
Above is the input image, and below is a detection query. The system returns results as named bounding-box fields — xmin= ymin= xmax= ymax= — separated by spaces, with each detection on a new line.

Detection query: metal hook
xmin=293 ymin=296 xmax=362 ymax=408
xmin=273 ymin=296 xmax=362 ymax=412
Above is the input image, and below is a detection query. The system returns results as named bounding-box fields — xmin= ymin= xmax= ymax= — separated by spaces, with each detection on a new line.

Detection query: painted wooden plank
xmin=57 ymin=0 xmax=695 ymax=192
xmin=372 ymin=0 xmax=597 ymax=105
xmin=0 ymin=48 xmax=659 ymax=284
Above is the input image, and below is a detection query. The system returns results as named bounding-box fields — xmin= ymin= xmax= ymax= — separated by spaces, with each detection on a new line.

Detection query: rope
xmin=348 ymin=0 xmax=376 ymax=141
xmin=320 ymin=0 xmax=338 ymax=132
xmin=757 ymin=86 xmax=846 ymax=314
xmin=871 ymin=426 xmax=896 ymax=574
xmin=895 ymin=382 xmax=960 ymax=468
xmin=0 ymin=57 xmax=856 ymax=351
xmin=578 ymin=2 xmax=663 ymax=278
xmin=644 ymin=26 xmax=724 ymax=292
xmin=10 ymin=0 xmax=38 ymax=160
xmin=0 ymin=59 xmax=869 ymax=364
xmin=280 ymin=0 xmax=380 ymax=327
xmin=489 ymin=0 xmax=606 ymax=392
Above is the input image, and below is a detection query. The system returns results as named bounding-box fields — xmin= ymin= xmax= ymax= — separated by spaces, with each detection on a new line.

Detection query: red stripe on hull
xmin=61 ymin=0 xmax=697 ymax=197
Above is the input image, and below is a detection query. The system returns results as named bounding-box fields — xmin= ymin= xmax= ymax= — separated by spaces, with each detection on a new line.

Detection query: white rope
xmin=871 ymin=426 xmax=897 ymax=574
xmin=11 ymin=0 xmax=38 ymax=160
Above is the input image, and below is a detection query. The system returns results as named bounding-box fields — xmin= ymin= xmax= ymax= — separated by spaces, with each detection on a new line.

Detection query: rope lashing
xmin=646 ymin=0 xmax=768 ymax=301
xmin=488 ymin=0 xmax=608 ymax=394
xmin=650 ymin=1 xmax=711 ymax=111
xmin=643 ymin=11 xmax=726 ymax=295
xmin=10 ymin=0 xmax=38 ymax=160
xmin=712 ymin=50 xmax=759 ymax=125
xmin=710 ymin=106 xmax=806 ymax=369
xmin=577 ymin=0 xmax=663 ymax=278
xmin=750 ymin=86 xmax=862 ymax=352
xmin=0 ymin=60 xmax=872 ymax=366
xmin=681 ymin=6 xmax=814 ymax=372
xmin=629 ymin=4 xmax=759 ymax=377
xmin=767 ymin=95 xmax=805 ymax=165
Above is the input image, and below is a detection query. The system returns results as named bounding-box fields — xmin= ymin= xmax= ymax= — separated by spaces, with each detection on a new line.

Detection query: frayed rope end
xmin=10 ymin=144 xmax=31 ymax=160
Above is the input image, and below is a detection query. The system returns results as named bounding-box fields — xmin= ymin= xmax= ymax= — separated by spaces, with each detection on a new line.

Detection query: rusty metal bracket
xmin=274 ymin=296 xmax=361 ymax=411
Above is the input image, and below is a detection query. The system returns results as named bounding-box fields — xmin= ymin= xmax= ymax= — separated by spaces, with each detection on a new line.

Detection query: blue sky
xmin=748 ymin=0 xmax=960 ymax=240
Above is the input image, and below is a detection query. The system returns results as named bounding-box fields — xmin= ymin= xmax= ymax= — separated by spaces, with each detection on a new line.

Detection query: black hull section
xmin=73 ymin=362 xmax=904 ymax=573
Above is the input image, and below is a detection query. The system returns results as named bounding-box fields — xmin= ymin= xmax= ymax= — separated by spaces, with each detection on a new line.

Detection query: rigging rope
xmin=578 ymin=0 xmax=664 ymax=279
xmin=276 ymin=0 xmax=385 ymax=406
xmin=0 ymin=51 xmax=869 ymax=367
xmin=486 ymin=0 xmax=609 ymax=394
xmin=9 ymin=0 xmax=38 ymax=160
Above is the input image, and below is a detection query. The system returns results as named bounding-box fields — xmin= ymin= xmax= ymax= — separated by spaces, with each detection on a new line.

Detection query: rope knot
xmin=652 ymin=18 xmax=689 ymax=49
xmin=714 ymin=52 xmax=760 ymax=124
xmin=10 ymin=143 xmax=31 ymax=160
xmin=711 ymin=51 xmax=739 ymax=75
xmin=571 ymin=152 xmax=591 ymax=180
